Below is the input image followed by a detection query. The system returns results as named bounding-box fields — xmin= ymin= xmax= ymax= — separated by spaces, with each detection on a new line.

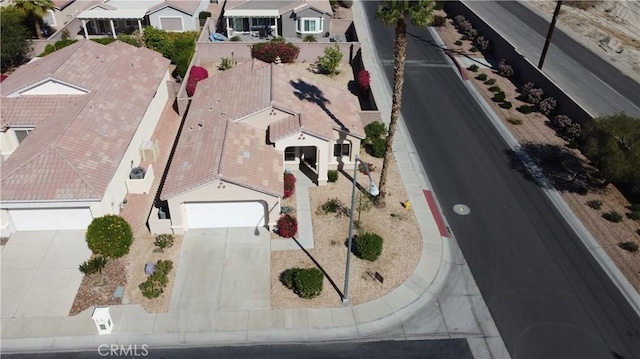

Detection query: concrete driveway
xmin=169 ymin=227 xmax=270 ymax=314
xmin=1 ymin=231 xmax=91 ymax=318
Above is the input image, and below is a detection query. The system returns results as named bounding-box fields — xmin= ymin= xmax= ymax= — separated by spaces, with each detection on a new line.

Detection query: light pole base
xmin=340 ymin=298 xmax=352 ymax=307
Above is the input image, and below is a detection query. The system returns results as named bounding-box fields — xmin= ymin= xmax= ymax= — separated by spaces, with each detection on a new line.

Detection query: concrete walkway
xmin=1 ymin=5 xmax=506 ymax=357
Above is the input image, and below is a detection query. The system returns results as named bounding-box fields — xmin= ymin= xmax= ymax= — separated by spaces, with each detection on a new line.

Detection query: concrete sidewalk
xmin=1 ymin=4 xmax=498 ymax=356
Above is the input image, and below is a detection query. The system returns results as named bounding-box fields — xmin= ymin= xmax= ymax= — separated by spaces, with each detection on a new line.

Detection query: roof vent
xmin=243 ymin=151 xmax=250 ymax=158
xmin=208 ymin=106 xmax=214 ymax=111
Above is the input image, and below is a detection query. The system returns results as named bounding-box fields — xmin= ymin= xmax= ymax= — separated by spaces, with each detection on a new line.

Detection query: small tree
xmin=186 ymin=65 xmax=208 ymax=97
xmin=498 ymin=59 xmax=514 ymax=77
xmin=317 ymin=45 xmax=343 ymax=76
xmin=154 ymin=234 xmax=174 ymax=251
xmin=86 ymin=215 xmax=133 ymax=258
xmin=251 ymin=41 xmax=299 ymax=63
xmin=1 ymin=7 xmax=32 ymax=72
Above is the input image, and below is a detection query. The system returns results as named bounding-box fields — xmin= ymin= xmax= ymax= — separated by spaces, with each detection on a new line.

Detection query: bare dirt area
xmin=270 ymin=152 xmax=422 ymax=309
xmin=528 ymin=1 xmax=640 ymax=78
xmin=435 ymin=15 xmax=640 ymax=293
xmin=69 ymin=258 xmax=127 ymax=316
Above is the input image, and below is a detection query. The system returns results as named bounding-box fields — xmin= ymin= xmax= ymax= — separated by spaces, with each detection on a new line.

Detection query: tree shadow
xmin=290 ymin=236 xmax=343 ymax=300
xmin=407 ymin=31 xmax=494 ymax=69
xmin=290 ymin=79 xmax=350 ymax=133
xmin=506 ymin=142 xmax=600 ymax=194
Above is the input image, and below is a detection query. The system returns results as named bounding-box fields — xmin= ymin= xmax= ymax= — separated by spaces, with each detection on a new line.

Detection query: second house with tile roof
xmin=152 ymin=59 xmax=364 ymax=234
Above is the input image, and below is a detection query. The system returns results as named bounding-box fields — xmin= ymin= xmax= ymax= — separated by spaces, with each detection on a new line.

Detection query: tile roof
xmin=1 ymin=40 xmax=170 ymax=202
xmin=1 ymin=96 xmax=90 ymax=129
xmin=161 ymin=59 xmax=362 ymax=200
xmin=226 ymin=0 xmax=332 ymax=15
xmin=149 ymin=1 xmax=203 ymax=15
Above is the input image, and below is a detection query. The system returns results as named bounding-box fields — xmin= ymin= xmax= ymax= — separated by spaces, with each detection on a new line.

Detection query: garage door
xmin=10 ymin=208 xmax=93 ymax=231
xmin=186 ymin=202 xmax=265 ymax=228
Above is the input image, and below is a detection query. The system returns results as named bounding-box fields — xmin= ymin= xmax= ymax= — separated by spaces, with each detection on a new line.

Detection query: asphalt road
xmin=363 ymin=2 xmax=640 ymax=359
xmin=2 ymin=339 xmax=472 ymax=359
xmin=464 ymin=0 xmax=640 ymax=118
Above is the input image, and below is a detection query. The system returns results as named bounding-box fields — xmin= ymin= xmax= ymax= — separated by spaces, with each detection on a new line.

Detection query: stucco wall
xmin=166 ymin=180 xmax=280 ymax=235
xmin=282 ymin=7 xmax=331 ymax=39
xmin=0 ymin=130 xmax=20 ymax=159
xmin=149 ymin=8 xmax=195 ymax=32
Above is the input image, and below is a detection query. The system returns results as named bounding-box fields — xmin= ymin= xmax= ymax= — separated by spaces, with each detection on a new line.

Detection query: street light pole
xmin=538 ymin=1 xmax=563 ymax=70
xmin=343 ymin=154 xmax=379 ymax=303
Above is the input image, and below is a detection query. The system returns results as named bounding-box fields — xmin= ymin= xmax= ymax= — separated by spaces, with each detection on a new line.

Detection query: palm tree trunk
xmin=34 ymin=19 xmax=43 ymax=39
xmin=377 ymin=17 xmax=407 ymax=207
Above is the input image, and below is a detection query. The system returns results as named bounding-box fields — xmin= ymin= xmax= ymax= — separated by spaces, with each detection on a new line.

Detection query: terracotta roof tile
xmin=1 ymin=40 xmax=170 ymax=202
xmin=161 ymin=59 xmax=361 ymax=200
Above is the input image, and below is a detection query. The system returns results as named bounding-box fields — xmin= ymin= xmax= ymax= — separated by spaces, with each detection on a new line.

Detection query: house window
xmin=284 ymin=147 xmax=296 ymax=161
xmin=333 ymin=143 xmax=350 ymax=157
xmin=297 ymin=17 xmax=322 ymax=34
xmin=251 ymin=18 xmax=274 ymax=27
xmin=14 ymin=129 xmax=32 ymax=144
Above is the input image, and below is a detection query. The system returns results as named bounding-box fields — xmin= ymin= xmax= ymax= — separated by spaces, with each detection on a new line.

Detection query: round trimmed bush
xmin=327 ymin=170 xmax=339 ymax=182
xmin=365 ymin=121 xmax=386 ymax=140
xmin=277 ymin=214 xmax=298 ymax=237
xmin=280 ymin=267 xmax=301 ymax=289
xmin=354 ymin=232 xmax=383 ymax=261
xmin=293 ymin=267 xmax=324 ymax=299
xmin=86 ymin=215 xmax=133 ymax=258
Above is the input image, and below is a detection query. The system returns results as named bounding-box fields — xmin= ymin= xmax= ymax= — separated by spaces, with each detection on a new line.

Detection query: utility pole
xmin=538 ymin=1 xmax=563 ymax=70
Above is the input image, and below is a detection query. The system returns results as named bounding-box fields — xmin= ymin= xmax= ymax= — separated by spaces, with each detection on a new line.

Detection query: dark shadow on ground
xmin=506 ymin=142 xmax=600 ymax=194
xmin=290 ymin=236 xmax=343 ymax=300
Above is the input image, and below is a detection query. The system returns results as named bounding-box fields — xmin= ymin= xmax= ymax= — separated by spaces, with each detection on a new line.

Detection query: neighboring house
xmin=223 ymin=0 xmax=332 ymax=40
xmin=0 ymin=40 xmax=171 ymax=235
xmin=153 ymin=59 xmax=363 ymax=234
xmin=77 ymin=0 xmax=208 ymax=38
xmin=0 ymin=0 xmax=96 ymax=34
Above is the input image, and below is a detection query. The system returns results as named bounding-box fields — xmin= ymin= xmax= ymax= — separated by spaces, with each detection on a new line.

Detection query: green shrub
xmin=586 ymin=200 xmax=603 ymax=210
xmin=230 ymin=35 xmax=241 ymax=41
xmin=340 ymin=0 xmax=353 ymax=8
xmin=139 ymin=260 xmax=173 ymax=299
xmin=492 ymin=92 xmax=506 ymax=103
xmin=484 ymin=78 xmax=496 ymax=85
xmin=488 ymin=85 xmax=501 ymax=92
xmin=500 ymin=101 xmax=513 ymax=109
xmin=270 ymin=36 xmax=285 ymax=43
xmin=507 ymin=118 xmax=523 ymax=125
xmin=86 ymin=215 xmax=133 ymax=258
xmin=116 ymin=34 xmax=144 ymax=47
xmin=603 ymin=211 xmax=623 ymax=223
xmin=328 ymin=170 xmax=339 ymax=182
xmin=431 ymin=15 xmax=446 ymax=27
xmin=467 ymin=64 xmax=479 ymax=72
xmin=354 ymin=232 xmax=383 ymax=261
xmin=78 ymin=256 xmax=108 ymax=275
xmin=280 ymin=205 xmax=293 ymax=214
xmin=517 ymin=105 xmax=533 ymax=114
xmin=293 ymin=267 xmax=324 ymax=298
xmin=626 ymin=210 xmax=640 ymax=221
xmin=319 ymin=198 xmax=346 ymax=215
xmin=317 ymin=45 xmax=343 ymax=76
xmin=370 ymin=137 xmax=386 ymax=158
xmin=469 ymin=46 xmax=478 ymax=52
xmin=476 ymin=73 xmax=488 ymax=81
xmin=218 ymin=57 xmax=237 ymax=71
xmin=277 ymin=214 xmax=298 ymax=237
xmin=39 ymin=39 xmax=78 ymax=56
xmin=364 ymin=121 xmax=386 ymax=140
xmin=454 ymin=40 xmax=463 ymax=46
xmin=91 ymin=38 xmax=117 ymax=45
xmin=303 ymin=34 xmax=317 ymax=42
xmin=251 ymin=41 xmax=300 ymax=63
xmin=617 ymin=241 xmax=639 ymax=253
xmin=280 ymin=267 xmax=301 ymax=289
xmin=154 ymin=234 xmax=174 ymax=251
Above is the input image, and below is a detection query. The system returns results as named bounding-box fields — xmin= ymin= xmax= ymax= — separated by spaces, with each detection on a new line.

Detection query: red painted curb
xmin=423 ymin=190 xmax=448 ymax=237
xmin=444 ymin=50 xmax=469 ymax=80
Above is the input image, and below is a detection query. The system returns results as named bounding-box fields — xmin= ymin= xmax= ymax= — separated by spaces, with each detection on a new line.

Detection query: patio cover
xmin=223 ymin=9 xmax=280 ymax=17
xmin=77 ymin=7 xmax=147 ymax=19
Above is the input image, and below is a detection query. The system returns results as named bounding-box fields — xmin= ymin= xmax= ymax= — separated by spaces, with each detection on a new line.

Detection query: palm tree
xmin=375 ymin=0 xmax=434 ymax=206
xmin=13 ymin=0 xmax=55 ymax=39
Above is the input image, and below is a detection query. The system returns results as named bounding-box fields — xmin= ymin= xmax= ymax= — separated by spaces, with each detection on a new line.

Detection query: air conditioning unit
xmin=139 ymin=141 xmax=159 ymax=162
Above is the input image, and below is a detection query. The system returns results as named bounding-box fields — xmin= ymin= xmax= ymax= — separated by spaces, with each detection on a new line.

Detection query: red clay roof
xmin=161 ymin=59 xmax=362 ymax=200
xmin=1 ymin=40 xmax=170 ymax=202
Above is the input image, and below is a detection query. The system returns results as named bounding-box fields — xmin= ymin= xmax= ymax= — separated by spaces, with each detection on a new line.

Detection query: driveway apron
xmin=169 ymin=227 xmax=270 ymax=314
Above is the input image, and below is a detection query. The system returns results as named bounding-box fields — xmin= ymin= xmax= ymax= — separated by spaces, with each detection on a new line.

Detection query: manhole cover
xmin=453 ymin=204 xmax=471 ymax=215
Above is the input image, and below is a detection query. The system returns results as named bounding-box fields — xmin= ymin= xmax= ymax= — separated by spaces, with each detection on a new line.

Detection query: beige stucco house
xmin=152 ymin=59 xmax=364 ymax=234
xmin=0 ymin=40 xmax=171 ymax=235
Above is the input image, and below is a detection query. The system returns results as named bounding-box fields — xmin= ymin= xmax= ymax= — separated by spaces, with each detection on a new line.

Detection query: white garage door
xmin=10 ymin=208 xmax=93 ymax=231
xmin=186 ymin=202 xmax=265 ymax=228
